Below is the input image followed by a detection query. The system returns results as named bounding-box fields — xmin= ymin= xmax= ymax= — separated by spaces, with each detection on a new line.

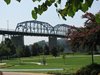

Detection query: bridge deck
xmin=0 ymin=29 xmax=66 ymax=38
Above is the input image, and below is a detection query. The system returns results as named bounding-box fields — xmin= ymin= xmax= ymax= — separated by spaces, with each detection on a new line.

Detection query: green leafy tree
xmin=0 ymin=38 xmax=16 ymax=59
xmin=15 ymin=46 xmax=31 ymax=57
xmin=0 ymin=43 xmax=10 ymax=59
xmin=32 ymin=43 xmax=40 ymax=56
xmin=16 ymin=48 xmax=22 ymax=64
xmin=51 ymin=47 xmax=59 ymax=57
xmin=0 ymin=44 xmax=6 ymax=61
xmin=16 ymin=48 xmax=26 ymax=57
xmin=23 ymin=45 xmax=31 ymax=57
xmin=16 ymin=48 xmax=21 ymax=57
xmin=57 ymin=46 xmax=64 ymax=54
xmin=5 ymin=38 xmax=16 ymax=56
xmin=44 ymin=44 xmax=50 ymax=55
xmin=3 ymin=0 xmax=95 ymax=20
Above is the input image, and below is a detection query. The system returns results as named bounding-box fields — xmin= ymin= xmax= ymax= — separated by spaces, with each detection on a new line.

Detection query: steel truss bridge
xmin=0 ymin=20 xmax=72 ymax=38
xmin=0 ymin=20 xmax=74 ymax=50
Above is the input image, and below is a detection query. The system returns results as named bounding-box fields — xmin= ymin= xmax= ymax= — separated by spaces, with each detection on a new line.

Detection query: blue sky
xmin=0 ymin=0 xmax=100 ymax=45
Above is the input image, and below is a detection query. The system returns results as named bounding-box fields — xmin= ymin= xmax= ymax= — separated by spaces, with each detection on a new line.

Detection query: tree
xmin=44 ymin=44 xmax=50 ymax=55
xmin=16 ymin=48 xmax=23 ymax=57
xmin=4 ymin=0 xmax=95 ymax=20
xmin=0 ymin=38 xmax=16 ymax=59
xmin=31 ymin=43 xmax=40 ymax=56
xmin=57 ymin=46 xmax=64 ymax=55
xmin=23 ymin=45 xmax=31 ymax=57
xmin=5 ymin=38 xmax=16 ymax=56
xmin=68 ymin=12 xmax=100 ymax=64
xmin=15 ymin=46 xmax=31 ymax=57
xmin=16 ymin=48 xmax=22 ymax=64
xmin=51 ymin=47 xmax=59 ymax=57
xmin=0 ymin=43 xmax=10 ymax=59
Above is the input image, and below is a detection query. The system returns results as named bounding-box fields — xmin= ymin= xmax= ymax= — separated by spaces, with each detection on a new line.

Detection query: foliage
xmin=68 ymin=12 xmax=100 ymax=53
xmin=0 ymin=38 xmax=16 ymax=59
xmin=32 ymin=0 xmax=94 ymax=20
xmin=51 ymin=47 xmax=59 ymax=57
xmin=58 ymin=46 xmax=64 ymax=54
xmin=67 ymin=11 xmax=100 ymax=64
xmin=75 ymin=63 xmax=100 ymax=75
xmin=16 ymin=48 xmax=22 ymax=57
xmin=23 ymin=45 xmax=31 ymax=57
xmin=0 ymin=38 xmax=31 ymax=58
xmin=31 ymin=43 xmax=41 ymax=56
xmin=95 ymin=11 xmax=100 ymax=23
xmin=16 ymin=46 xmax=31 ymax=57
xmin=0 ymin=44 xmax=10 ymax=57
xmin=3 ymin=0 xmax=95 ymax=20
xmin=5 ymin=38 xmax=16 ymax=55
xmin=44 ymin=44 xmax=50 ymax=55
xmin=4 ymin=0 xmax=11 ymax=5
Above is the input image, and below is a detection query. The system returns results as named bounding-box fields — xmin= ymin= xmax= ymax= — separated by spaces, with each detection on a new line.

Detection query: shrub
xmin=75 ymin=63 xmax=100 ymax=75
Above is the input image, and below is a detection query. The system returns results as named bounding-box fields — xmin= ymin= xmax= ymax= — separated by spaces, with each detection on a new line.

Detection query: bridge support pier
xmin=49 ymin=36 xmax=57 ymax=51
xmin=11 ymin=35 xmax=24 ymax=50
xmin=2 ymin=35 xmax=5 ymax=44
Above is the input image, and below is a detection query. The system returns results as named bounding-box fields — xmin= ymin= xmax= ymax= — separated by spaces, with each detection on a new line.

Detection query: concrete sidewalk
xmin=0 ymin=72 xmax=53 ymax=75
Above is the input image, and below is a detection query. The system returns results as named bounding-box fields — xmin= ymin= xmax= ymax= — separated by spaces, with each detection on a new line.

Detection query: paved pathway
xmin=1 ymin=72 xmax=53 ymax=75
xmin=0 ymin=68 xmax=63 ymax=72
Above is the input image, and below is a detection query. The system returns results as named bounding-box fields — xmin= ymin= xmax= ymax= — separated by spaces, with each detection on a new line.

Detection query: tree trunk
xmin=91 ymin=43 xmax=96 ymax=64
xmin=91 ymin=48 xmax=94 ymax=64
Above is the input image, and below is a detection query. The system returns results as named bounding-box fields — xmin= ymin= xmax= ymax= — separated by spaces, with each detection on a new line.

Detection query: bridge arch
xmin=15 ymin=20 xmax=53 ymax=34
xmin=53 ymin=24 xmax=71 ymax=36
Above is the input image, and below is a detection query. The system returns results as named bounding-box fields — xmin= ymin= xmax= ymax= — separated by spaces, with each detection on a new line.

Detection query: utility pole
xmin=7 ymin=20 xmax=9 ymax=31
xmin=7 ymin=20 xmax=10 ymax=38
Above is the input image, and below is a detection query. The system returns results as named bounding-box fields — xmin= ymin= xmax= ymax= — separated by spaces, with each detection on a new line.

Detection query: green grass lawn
xmin=0 ymin=54 xmax=100 ymax=73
